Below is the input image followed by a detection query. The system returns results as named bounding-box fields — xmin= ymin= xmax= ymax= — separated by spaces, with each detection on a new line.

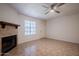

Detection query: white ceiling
xmin=9 ymin=3 xmax=79 ymax=20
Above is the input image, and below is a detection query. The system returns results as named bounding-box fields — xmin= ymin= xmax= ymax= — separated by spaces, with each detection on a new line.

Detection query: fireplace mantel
xmin=0 ymin=21 xmax=20 ymax=29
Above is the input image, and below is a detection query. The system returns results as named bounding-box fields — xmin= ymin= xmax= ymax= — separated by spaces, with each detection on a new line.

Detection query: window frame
xmin=25 ymin=20 xmax=36 ymax=35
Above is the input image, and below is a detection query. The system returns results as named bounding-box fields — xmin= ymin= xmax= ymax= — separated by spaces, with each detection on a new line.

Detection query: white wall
xmin=0 ymin=4 xmax=46 ymax=44
xmin=0 ymin=4 xmax=19 ymax=24
xmin=18 ymin=15 xmax=46 ymax=44
xmin=1 ymin=3 xmax=79 ymax=44
xmin=46 ymin=14 xmax=79 ymax=43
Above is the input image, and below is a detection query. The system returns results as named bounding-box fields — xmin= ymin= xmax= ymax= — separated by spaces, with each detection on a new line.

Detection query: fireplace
xmin=1 ymin=35 xmax=17 ymax=54
xmin=0 ymin=21 xmax=20 ymax=55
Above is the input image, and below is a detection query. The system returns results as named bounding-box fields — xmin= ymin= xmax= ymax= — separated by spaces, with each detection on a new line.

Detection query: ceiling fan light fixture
xmin=50 ymin=10 xmax=54 ymax=12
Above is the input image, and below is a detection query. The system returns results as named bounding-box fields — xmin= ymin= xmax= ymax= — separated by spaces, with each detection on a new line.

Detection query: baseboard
xmin=17 ymin=37 xmax=46 ymax=45
xmin=46 ymin=37 xmax=79 ymax=44
xmin=17 ymin=37 xmax=79 ymax=46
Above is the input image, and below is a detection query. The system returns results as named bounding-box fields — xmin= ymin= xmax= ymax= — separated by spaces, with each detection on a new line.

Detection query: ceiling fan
xmin=42 ymin=3 xmax=65 ymax=15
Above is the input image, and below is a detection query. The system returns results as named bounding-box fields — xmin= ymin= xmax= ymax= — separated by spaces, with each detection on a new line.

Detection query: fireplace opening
xmin=1 ymin=35 xmax=17 ymax=53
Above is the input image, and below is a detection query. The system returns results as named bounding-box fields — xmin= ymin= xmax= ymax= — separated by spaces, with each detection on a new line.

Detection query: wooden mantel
xmin=0 ymin=21 xmax=20 ymax=29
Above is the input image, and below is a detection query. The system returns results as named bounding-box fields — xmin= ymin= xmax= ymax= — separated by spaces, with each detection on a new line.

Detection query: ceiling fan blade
xmin=57 ymin=3 xmax=65 ymax=7
xmin=45 ymin=11 xmax=50 ymax=15
xmin=42 ymin=5 xmax=49 ymax=8
xmin=51 ymin=3 xmax=57 ymax=8
xmin=54 ymin=10 xmax=60 ymax=13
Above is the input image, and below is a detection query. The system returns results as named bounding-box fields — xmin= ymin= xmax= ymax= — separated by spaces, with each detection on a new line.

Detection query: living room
xmin=0 ymin=3 xmax=79 ymax=56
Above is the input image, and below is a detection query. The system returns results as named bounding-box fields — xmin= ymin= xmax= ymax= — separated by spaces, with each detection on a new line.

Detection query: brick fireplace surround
xmin=0 ymin=21 xmax=19 ymax=56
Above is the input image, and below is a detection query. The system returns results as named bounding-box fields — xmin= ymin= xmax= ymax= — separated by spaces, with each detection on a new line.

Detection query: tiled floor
xmin=5 ymin=38 xmax=79 ymax=56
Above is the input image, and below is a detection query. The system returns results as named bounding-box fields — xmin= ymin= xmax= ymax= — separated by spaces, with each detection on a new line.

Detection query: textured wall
xmin=0 ymin=25 xmax=17 ymax=37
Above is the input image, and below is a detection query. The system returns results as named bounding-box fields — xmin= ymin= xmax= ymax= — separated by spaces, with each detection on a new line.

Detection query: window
xmin=25 ymin=20 xmax=36 ymax=35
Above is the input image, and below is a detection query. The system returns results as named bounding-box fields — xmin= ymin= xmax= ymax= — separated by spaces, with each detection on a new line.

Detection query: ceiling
xmin=9 ymin=3 xmax=79 ymax=20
